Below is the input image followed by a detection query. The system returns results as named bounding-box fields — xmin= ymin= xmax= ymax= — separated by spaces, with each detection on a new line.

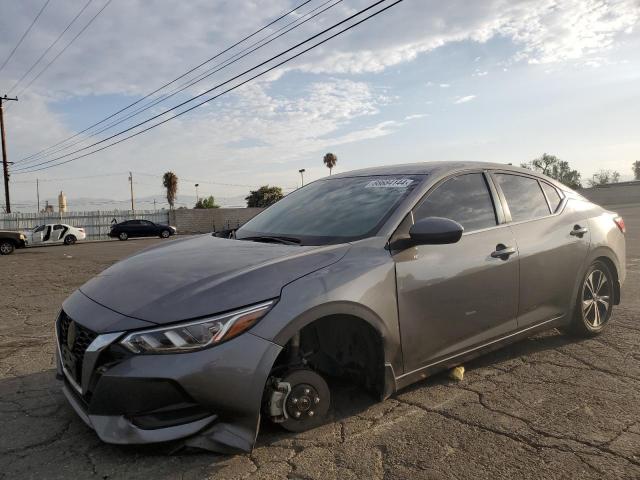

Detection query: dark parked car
xmin=109 ymin=219 xmax=176 ymax=240
xmin=55 ymin=162 xmax=625 ymax=453
xmin=0 ymin=230 xmax=28 ymax=255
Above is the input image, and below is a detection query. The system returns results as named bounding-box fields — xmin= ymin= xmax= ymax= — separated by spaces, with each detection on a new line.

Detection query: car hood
xmin=79 ymin=235 xmax=350 ymax=324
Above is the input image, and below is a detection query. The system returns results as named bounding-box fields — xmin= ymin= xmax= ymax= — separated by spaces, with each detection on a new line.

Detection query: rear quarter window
xmin=540 ymin=182 xmax=563 ymax=212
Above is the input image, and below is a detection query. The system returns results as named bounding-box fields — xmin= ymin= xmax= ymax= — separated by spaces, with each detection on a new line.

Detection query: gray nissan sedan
xmin=55 ymin=161 xmax=626 ymax=453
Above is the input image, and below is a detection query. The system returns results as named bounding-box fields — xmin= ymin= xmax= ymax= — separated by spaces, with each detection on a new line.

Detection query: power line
xmin=0 ymin=0 xmax=51 ymax=75
xmin=14 ymin=0 xmax=343 ymax=167
xmin=7 ymin=0 xmax=95 ymax=95
xmin=13 ymin=0 xmax=402 ymax=174
xmin=15 ymin=0 xmax=314 ymax=165
xmin=11 ymin=0 xmax=113 ymax=99
xmin=11 ymin=172 xmax=127 ymax=183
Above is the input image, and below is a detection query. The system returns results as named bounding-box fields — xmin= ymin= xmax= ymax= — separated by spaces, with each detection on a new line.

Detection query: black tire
xmin=118 ymin=232 xmax=128 ymax=241
xmin=0 ymin=240 xmax=15 ymax=255
xmin=64 ymin=235 xmax=76 ymax=245
xmin=279 ymin=369 xmax=330 ymax=433
xmin=566 ymin=260 xmax=615 ymax=337
xmin=160 ymin=229 xmax=170 ymax=239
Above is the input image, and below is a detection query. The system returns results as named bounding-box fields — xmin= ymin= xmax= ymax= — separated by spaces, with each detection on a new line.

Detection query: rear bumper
xmin=55 ymin=316 xmax=281 ymax=452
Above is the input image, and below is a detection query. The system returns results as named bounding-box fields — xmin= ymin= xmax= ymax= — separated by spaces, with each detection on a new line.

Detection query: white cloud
xmin=404 ymin=113 xmax=429 ymax=120
xmin=454 ymin=95 xmax=476 ymax=104
xmin=9 ymin=79 xmax=398 ymax=200
xmin=290 ymin=0 xmax=639 ymax=75
xmin=439 ymin=83 xmax=451 ymax=88
xmin=2 ymin=0 xmax=636 ymax=98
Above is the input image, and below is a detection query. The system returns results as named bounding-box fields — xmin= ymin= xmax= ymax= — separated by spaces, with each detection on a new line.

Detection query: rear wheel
xmin=0 ymin=241 xmax=15 ymax=255
xmin=118 ymin=232 xmax=128 ymax=241
xmin=160 ymin=229 xmax=170 ymax=239
xmin=566 ymin=260 xmax=614 ymax=337
xmin=64 ymin=235 xmax=76 ymax=245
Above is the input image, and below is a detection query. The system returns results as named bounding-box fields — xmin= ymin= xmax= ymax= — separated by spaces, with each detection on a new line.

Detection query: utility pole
xmin=195 ymin=183 xmax=200 ymax=203
xmin=128 ymin=171 xmax=135 ymax=211
xmin=36 ymin=178 xmax=40 ymax=212
xmin=153 ymin=199 xmax=157 ymax=211
xmin=299 ymin=168 xmax=306 ymax=187
xmin=1 ymin=95 xmax=18 ymax=214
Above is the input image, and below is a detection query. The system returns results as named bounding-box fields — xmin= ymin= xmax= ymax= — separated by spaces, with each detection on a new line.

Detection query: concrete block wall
xmin=169 ymin=208 xmax=264 ymax=234
xmin=578 ymin=181 xmax=640 ymax=208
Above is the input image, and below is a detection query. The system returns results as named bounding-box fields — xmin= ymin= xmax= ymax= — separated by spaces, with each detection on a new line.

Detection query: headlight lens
xmin=120 ymin=300 xmax=274 ymax=354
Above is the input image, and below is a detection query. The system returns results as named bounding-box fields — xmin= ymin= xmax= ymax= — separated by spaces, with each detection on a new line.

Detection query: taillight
xmin=613 ymin=216 xmax=625 ymax=234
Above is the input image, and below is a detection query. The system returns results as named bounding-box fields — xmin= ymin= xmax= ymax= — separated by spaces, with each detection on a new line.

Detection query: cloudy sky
xmin=1 ymin=0 xmax=639 ymax=210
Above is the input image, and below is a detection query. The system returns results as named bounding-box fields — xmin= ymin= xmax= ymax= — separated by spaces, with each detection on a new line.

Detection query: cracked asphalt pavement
xmin=1 ymin=206 xmax=639 ymax=479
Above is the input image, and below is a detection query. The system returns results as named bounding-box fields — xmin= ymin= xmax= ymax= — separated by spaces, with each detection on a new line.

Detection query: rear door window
xmin=540 ymin=182 xmax=563 ymax=213
xmin=414 ymin=173 xmax=497 ymax=232
xmin=494 ymin=174 xmax=550 ymax=222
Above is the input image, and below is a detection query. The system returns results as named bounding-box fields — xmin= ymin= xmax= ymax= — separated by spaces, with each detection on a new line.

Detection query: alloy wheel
xmin=0 ymin=242 xmax=13 ymax=255
xmin=582 ymin=269 xmax=611 ymax=328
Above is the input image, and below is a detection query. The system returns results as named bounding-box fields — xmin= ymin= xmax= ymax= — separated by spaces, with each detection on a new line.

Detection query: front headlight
xmin=120 ymin=300 xmax=274 ymax=354
xmin=19 ymin=234 xmax=25 ymax=240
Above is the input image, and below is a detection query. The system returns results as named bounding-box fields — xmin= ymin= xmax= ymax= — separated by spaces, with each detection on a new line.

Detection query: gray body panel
xmin=79 ymin=234 xmax=349 ymax=324
xmin=54 ymin=161 xmax=626 ymax=453
xmin=509 ymin=199 xmax=592 ymax=328
xmin=394 ymin=226 xmax=519 ymax=372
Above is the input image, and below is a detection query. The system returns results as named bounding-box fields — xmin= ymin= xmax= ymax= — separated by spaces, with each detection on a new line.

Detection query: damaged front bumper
xmin=55 ymin=303 xmax=282 ymax=453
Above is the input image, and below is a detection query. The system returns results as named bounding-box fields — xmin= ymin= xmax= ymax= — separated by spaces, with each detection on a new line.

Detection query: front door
xmin=42 ymin=225 xmax=53 ymax=243
xmin=31 ymin=225 xmax=45 ymax=244
xmin=393 ymin=172 xmax=519 ymax=373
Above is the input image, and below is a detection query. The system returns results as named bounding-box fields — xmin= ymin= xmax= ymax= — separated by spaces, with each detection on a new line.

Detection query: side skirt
xmin=394 ymin=315 xmax=564 ymax=391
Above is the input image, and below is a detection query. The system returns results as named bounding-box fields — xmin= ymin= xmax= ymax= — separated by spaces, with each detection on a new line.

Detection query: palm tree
xmin=162 ymin=171 xmax=178 ymax=209
xmin=323 ymin=152 xmax=337 ymax=175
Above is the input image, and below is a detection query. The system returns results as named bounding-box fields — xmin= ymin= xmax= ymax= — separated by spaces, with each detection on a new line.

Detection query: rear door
xmin=53 ymin=224 xmax=66 ymax=242
xmin=393 ymin=172 xmax=519 ymax=373
xmin=492 ymin=172 xmax=591 ymax=328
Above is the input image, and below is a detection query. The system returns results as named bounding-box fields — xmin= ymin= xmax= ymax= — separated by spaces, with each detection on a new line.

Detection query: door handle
xmin=491 ymin=244 xmax=516 ymax=260
xmin=570 ymin=225 xmax=588 ymax=237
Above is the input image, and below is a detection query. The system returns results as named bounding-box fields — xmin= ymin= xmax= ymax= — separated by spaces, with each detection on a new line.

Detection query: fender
xmin=267 ymin=301 xmax=398 ymax=399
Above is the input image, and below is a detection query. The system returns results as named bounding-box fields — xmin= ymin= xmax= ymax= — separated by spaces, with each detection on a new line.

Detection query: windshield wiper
xmin=240 ymin=235 xmax=302 ymax=245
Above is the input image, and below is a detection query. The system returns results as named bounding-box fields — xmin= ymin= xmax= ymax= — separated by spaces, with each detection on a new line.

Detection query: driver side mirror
xmin=409 ymin=217 xmax=464 ymax=245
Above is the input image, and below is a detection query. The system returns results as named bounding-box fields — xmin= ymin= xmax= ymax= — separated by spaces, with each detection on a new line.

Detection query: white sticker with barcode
xmin=365 ymin=178 xmax=413 ymax=188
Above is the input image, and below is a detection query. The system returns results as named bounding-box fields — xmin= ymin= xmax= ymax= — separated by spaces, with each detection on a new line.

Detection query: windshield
xmin=236 ymin=175 xmax=424 ymax=245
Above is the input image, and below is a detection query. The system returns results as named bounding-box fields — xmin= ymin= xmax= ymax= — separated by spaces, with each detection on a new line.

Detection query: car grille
xmin=57 ymin=311 xmax=98 ymax=387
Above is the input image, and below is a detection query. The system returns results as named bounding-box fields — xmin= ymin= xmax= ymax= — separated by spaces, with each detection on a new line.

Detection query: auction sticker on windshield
xmin=365 ymin=178 xmax=414 ymax=188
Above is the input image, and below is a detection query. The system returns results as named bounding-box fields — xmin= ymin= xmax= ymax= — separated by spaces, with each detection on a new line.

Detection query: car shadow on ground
xmin=0 ymin=329 xmax=583 ymax=464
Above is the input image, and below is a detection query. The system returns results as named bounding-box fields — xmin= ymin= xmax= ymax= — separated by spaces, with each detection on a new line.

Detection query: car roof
xmin=330 ymin=161 xmax=532 ymax=178
xmin=329 ymin=161 xmax=571 ymax=192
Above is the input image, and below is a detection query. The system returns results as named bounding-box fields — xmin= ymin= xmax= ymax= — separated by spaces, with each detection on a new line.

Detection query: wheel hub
xmin=582 ymin=268 xmax=611 ymax=327
xmin=286 ymin=383 xmax=320 ymax=419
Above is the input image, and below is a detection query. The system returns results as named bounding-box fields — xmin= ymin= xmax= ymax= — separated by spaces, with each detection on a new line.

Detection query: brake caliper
xmin=265 ymin=378 xmax=291 ymax=423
